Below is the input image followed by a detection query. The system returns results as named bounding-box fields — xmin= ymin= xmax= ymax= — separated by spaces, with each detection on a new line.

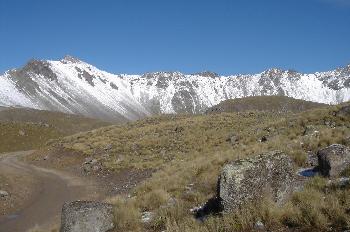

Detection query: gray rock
xmin=254 ymin=220 xmax=265 ymax=231
xmin=60 ymin=201 xmax=115 ymax=232
xmin=302 ymin=125 xmax=318 ymax=136
xmin=218 ymin=151 xmax=296 ymax=213
xmin=82 ymin=158 xmax=102 ymax=173
xmin=305 ymin=151 xmax=318 ymax=167
xmin=141 ymin=211 xmax=154 ymax=223
xmin=344 ymin=136 xmax=350 ymax=147
xmin=83 ymin=164 xmax=92 ymax=173
xmin=226 ymin=133 xmax=240 ymax=145
xmin=337 ymin=177 xmax=350 ymax=187
xmin=317 ymin=144 xmax=350 ymax=178
xmin=336 ymin=105 xmax=350 ymax=118
xmin=324 ymin=120 xmax=336 ymax=128
xmin=0 ymin=190 xmax=9 ymax=198
xmin=104 ymin=144 xmax=113 ymax=151
xmin=18 ymin=130 xmax=25 ymax=136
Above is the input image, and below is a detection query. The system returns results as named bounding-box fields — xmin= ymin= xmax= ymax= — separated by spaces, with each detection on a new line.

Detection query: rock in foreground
xmin=219 ymin=151 xmax=296 ymax=213
xmin=60 ymin=201 xmax=114 ymax=232
xmin=336 ymin=105 xmax=350 ymax=119
xmin=0 ymin=190 xmax=9 ymax=198
xmin=317 ymin=144 xmax=350 ymax=178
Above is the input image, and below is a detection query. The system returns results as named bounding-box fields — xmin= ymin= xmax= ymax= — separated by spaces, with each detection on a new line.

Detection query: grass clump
xmin=108 ymin=196 xmax=142 ymax=232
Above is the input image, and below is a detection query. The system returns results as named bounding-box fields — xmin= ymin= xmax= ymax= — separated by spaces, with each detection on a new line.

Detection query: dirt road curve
xmin=0 ymin=151 xmax=98 ymax=232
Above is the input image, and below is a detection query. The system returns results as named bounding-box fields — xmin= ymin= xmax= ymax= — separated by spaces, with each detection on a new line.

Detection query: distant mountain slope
xmin=0 ymin=56 xmax=150 ymax=122
xmin=0 ymin=107 xmax=109 ymax=153
xmin=0 ymin=56 xmax=349 ymax=121
xmin=206 ymin=96 xmax=328 ymax=114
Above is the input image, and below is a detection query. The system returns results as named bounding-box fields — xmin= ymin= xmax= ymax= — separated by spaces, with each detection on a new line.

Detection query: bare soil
xmin=0 ymin=149 xmax=153 ymax=232
xmin=0 ymin=151 xmax=99 ymax=232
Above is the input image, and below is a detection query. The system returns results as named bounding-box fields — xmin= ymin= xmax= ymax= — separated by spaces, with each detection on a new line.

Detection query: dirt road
xmin=0 ymin=151 xmax=99 ymax=232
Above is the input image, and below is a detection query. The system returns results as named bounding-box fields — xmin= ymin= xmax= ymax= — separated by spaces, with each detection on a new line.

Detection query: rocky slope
xmin=0 ymin=56 xmax=349 ymax=121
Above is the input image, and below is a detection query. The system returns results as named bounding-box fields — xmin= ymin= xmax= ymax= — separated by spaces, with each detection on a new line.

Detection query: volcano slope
xmin=29 ymin=97 xmax=350 ymax=232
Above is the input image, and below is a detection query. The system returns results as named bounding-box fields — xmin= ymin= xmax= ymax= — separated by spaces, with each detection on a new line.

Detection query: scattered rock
xmin=18 ymin=130 xmax=25 ymax=136
xmin=104 ymin=144 xmax=113 ymax=151
xmin=317 ymin=144 xmax=350 ymax=178
xmin=305 ymin=151 xmax=318 ymax=167
xmin=174 ymin=126 xmax=184 ymax=133
xmin=82 ymin=158 xmax=102 ymax=173
xmin=344 ymin=136 xmax=350 ymax=147
xmin=92 ymin=165 xmax=101 ymax=172
xmin=254 ymin=220 xmax=265 ymax=231
xmin=302 ymin=125 xmax=317 ymax=136
xmin=84 ymin=157 xmax=98 ymax=165
xmin=60 ymin=201 xmax=115 ymax=232
xmin=337 ymin=177 xmax=350 ymax=187
xmin=166 ymin=197 xmax=177 ymax=207
xmin=141 ymin=211 xmax=154 ymax=223
xmin=324 ymin=120 xmax=336 ymax=128
xmin=226 ymin=133 xmax=240 ymax=145
xmin=40 ymin=123 xmax=50 ymax=128
xmin=83 ymin=164 xmax=92 ymax=173
xmin=218 ymin=151 xmax=296 ymax=213
xmin=0 ymin=190 xmax=9 ymax=198
xmin=259 ymin=136 xmax=267 ymax=143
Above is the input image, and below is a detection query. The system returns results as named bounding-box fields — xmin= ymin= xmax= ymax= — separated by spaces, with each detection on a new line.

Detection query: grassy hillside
xmin=33 ymin=100 xmax=350 ymax=231
xmin=206 ymin=95 xmax=327 ymax=114
xmin=53 ymin=112 xmax=284 ymax=171
xmin=0 ymin=107 xmax=110 ymax=153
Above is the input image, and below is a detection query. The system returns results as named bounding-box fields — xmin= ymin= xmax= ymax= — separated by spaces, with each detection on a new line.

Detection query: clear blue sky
xmin=1 ymin=0 xmax=350 ymax=75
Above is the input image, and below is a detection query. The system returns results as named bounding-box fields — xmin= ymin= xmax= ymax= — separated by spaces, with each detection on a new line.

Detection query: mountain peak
xmin=264 ymin=68 xmax=284 ymax=74
xmin=193 ymin=71 xmax=219 ymax=78
xmin=61 ymin=55 xmax=82 ymax=64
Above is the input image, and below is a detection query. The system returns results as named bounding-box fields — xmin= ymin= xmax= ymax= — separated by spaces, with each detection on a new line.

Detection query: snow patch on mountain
xmin=0 ymin=73 xmax=38 ymax=108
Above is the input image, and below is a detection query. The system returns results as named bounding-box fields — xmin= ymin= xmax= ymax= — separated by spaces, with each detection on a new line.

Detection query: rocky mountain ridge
xmin=0 ymin=55 xmax=349 ymax=121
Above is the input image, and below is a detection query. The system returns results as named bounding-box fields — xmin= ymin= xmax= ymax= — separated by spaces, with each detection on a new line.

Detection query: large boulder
xmin=218 ymin=151 xmax=296 ymax=213
xmin=60 ymin=201 xmax=115 ymax=232
xmin=336 ymin=105 xmax=350 ymax=119
xmin=317 ymin=144 xmax=350 ymax=178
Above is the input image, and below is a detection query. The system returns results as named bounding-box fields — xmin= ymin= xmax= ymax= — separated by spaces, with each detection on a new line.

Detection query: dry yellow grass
xmin=47 ymin=101 xmax=350 ymax=231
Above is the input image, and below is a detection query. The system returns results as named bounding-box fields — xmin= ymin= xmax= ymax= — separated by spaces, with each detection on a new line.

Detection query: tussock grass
xmin=108 ymin=196 xmax=142 ymax=232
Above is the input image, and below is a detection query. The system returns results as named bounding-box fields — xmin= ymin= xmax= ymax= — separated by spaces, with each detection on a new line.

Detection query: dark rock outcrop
xmin=193 ymin=71 xmax=219 ymax=78
xmin=317 ymin=144 xmax=350 ymax=178
xmin=218 ymin=151 xmax=296 ymax=213
xmin=60 ymin=201 xmax=114 ymax=232
xmin=336 ymin=105 xmax=350 ymax=119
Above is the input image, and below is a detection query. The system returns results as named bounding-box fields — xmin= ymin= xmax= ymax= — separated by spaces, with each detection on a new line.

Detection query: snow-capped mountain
xmin=0 ymin=55 xmax=349 ymax=121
